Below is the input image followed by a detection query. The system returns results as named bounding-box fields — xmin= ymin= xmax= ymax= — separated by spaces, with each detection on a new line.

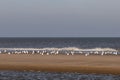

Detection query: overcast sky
xmin=0 ymin=0 xmax=120 ymax=37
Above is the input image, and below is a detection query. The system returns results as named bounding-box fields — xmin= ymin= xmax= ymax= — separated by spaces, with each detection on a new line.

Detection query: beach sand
xmin=0 ymin=54 xmax=120 ymax=75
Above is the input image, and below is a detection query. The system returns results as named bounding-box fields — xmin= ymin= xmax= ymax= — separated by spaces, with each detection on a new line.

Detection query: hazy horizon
xmin=0 ymin=0 xmax=120 ymax=37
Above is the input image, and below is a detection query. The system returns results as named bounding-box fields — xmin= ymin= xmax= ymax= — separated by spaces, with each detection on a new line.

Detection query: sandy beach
xmin=0 ymin=54 xmax=120 ymax=75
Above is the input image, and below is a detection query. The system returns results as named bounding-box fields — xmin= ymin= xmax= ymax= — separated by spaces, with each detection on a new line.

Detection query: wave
xmin=0 ymin=47 xmax=117 ymax=51
xmin=0 ymin=47 xmax=119 ymax=55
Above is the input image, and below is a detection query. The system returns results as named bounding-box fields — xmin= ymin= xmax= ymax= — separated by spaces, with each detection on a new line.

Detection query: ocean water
xmin=0 ymin=71 xmax=120 ymax=80
xmin=0 ymin=37 xmax=120 ymax=49
xmin=0 ymin=37 xmax=120 ymax=55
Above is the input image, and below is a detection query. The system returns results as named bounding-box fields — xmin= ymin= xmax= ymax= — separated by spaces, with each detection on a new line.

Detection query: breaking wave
xmin=0 ymin=47 xmax=119 ymax=55
xmin=0 ymin=47 xmax=117 ymax=51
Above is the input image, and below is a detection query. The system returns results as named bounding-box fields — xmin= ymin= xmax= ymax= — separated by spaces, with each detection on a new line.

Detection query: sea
xmin=0 ymin=37 xmax=120 ymax=49
xmin=0 ymin=71 xmax=120 ymax=80
xmin=0 ymin=37 xmax=120 ymax=53
xmin=0 ymin=37 xmax=120 ymax=80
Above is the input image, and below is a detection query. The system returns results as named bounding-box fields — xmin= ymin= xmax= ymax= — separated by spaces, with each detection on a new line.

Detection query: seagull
xmin=8 ymin=52 xmax=11 ymax=55
xmin=101 ymin=51 xmax=104 ymax=56
xmin=46 ymin=53 xmax=49 ymax=55
xmin=66 ymin=53 xmax=69 ymax=55
xmin=85 ymin=53 xmax=89 ymax=56
xmin=71 ymin=51 xmax=74 ymax=55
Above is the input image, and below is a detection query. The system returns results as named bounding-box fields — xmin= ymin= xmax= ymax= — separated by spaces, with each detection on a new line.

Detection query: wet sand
xmin=0 ymin=54 xmax=120 ymax=75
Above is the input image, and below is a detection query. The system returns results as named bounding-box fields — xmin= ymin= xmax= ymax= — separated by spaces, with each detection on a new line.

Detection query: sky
xmin=0 ymin=0 xmax=120 ymax=37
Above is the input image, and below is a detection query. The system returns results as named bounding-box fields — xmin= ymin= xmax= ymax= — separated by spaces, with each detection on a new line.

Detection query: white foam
xmin=0 ymin=47 xmax=117 ymax=51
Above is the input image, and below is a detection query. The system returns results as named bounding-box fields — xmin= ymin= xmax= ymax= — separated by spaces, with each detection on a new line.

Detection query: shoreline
xmin=0 ymin=54 xmax=120 ymax=75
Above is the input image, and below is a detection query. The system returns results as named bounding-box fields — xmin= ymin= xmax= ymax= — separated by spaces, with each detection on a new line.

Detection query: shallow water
xmin=0 ymin=71 xmax=120 ymax=80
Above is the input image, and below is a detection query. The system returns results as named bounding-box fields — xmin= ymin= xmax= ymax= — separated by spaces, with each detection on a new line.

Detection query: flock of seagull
xmin=0 ymin=48 xmax=119 ymax=56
